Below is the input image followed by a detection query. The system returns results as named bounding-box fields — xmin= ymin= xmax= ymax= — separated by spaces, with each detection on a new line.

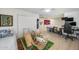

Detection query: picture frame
xmin=44 ymin=20 xmax=50 ymax=25
xmin=0 ymin=14 xmax=13 ymax=26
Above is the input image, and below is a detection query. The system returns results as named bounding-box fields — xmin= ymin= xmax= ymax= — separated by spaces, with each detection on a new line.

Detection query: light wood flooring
xmin=43 ymin=32 xmax=79 ymax=50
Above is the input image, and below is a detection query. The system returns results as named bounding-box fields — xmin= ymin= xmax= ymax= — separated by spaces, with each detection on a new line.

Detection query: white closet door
xmin=18 ymin=15 xmax=37 ymax=37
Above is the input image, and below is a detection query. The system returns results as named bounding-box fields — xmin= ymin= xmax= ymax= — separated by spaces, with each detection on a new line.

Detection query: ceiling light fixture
xmin=44 ymin=8 xmax=52 ymax=12
xmin=45 ymin=9 xmax=51 ymax=12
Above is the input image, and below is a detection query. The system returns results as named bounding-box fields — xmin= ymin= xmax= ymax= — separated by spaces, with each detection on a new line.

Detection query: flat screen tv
xmin=65 ymin=17 xmax=74 ymax=21
xmin=69 ymin=22 xmax=76 ymax=26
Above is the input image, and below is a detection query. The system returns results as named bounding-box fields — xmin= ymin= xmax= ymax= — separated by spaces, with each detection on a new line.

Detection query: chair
xmin=18 ymin=30 xmax=54 ymax=50
xmin=20 ymin=37 xmax=38 ymax=50
xmin=63 ymin=22 xmax=74 ymax=40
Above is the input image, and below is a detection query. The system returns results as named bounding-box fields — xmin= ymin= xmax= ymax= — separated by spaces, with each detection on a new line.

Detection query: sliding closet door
xmin=18 ymin=15 xmax=37 ymax=37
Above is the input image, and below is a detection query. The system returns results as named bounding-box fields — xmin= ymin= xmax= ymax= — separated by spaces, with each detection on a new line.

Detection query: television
xmin=69 ymin=22 xmax=76 ymax=26
xmin=65 ymin=17 xmax=74 ymax=21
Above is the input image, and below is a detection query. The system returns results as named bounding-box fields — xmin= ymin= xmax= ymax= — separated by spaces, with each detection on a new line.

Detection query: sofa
xmin=17 ymin=30 xmax=54 ymax=50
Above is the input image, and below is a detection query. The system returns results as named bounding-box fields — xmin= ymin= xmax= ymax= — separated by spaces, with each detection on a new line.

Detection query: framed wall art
xmin=44 ymin=20 xmax=50 ymax=25
xmin=0 ymin=14 xmax=13 ymax=27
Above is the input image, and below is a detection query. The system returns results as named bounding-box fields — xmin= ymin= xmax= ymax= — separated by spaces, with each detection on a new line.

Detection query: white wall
xmin=18 ymin=16 xmax=38 ymax=37
xmin=0 ymin=8 xmax=39 ymax=34
xmin=0 ymin=8 xmax=39 ymax=49
xmin=52 ymin=17 xmax=64 ymax=28
xmin=39 ymin=17 xmax=64 ymax=31
xmin=64 ymin=11 xmax=79 ymax=27
xmin=39 ymin=18 xmax=53 ymax=31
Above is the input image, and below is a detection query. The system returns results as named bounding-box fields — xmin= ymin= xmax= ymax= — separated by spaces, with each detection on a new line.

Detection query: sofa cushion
xmin=24 ymin=32 xmax=34 ymax=47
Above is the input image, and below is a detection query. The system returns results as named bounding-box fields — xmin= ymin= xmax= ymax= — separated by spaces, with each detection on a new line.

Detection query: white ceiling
xmin=19 ymin=8 xmax=79 ymax=17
